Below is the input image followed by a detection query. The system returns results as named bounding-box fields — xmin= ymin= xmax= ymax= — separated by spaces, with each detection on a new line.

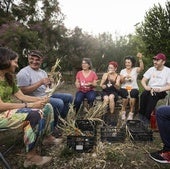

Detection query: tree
xmin=136 ymin=1 xmax=170 ymax=59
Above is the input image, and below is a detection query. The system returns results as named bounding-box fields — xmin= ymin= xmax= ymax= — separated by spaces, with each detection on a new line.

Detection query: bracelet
xmin=24 ymin=102 xmax=28 ymax=108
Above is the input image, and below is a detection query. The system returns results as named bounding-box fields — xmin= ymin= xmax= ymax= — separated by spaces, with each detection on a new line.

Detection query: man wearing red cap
xmin=139 ymin=53 xmax=170 ymax=126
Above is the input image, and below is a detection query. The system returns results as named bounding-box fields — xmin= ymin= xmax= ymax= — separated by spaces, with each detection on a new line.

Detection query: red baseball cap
xmin=153 ymin=53 xmax=166 ymax=61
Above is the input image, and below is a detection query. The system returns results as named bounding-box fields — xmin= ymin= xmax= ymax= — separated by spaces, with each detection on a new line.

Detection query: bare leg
xmin=129 ymin=98 xmax=135 ymax=113
xmin=121 ymin=98 xmax=128 ymax=120
xmin=127 ymin=98 xmax=135 ymax=120
xmin=109 ymin=94 xmax=115 ymax=113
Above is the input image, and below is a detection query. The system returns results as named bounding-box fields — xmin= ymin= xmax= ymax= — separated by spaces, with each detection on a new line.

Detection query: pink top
xmin=76 ymin=70 xmax=98 ymax=93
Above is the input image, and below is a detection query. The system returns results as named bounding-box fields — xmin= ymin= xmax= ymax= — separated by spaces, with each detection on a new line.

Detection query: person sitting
xmin=149 ymin=105 xmax=170 ymax=163
xmin=139 ymin=53 xmax=170 ymax=126
xmin=16 ymin=50 xmax=73 ymax=136
xmin=0 ymin=47 xmax=62 ymax=167
xmin=100 ymin=61 xmax=120 ymax=114
xmin=74 ymin=58 xmax=98 ymax=112
xmin=119 ymin=52 xmax=144 ymax=120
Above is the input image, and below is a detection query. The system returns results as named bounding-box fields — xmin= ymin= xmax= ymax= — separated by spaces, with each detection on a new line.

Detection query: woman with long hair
xmin=0 ymin=47 xmax=62 ymax=167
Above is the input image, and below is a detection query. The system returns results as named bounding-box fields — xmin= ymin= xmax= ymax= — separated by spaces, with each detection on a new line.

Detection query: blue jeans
xmin=49 ymin=93 xmax=73 ymax=126
xmin=156 ymin=106 xmax=170 ymax=151
xmin=74 ymin=90 xmax=96 ymax=112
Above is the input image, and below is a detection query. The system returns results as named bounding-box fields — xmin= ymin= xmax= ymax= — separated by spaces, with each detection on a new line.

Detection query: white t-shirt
xmin=17 ymin=66 xmax=47 ymax=96
xmin=143 ymin=66 xmax=170 ymax=88
xmin=120 ymin=67 xmax=139 ymax=89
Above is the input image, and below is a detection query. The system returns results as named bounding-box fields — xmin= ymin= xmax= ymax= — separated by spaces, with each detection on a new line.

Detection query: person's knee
xmin=88 ymin=96 xmax=95 ymax=103
xmin=26 ymin=111 xmax=41 ymax=128
xmin=156 ymin=106 xmax=166 ymax=117
xmin=109 ymin=96 xmax=115 ymax=102
xmin=68 ymin=94 xmax=73 ymax=102
xmin=51 ymin=99 xmax=64 ymax=113
xmin=103 ymin=98 xmax=109 ymax=104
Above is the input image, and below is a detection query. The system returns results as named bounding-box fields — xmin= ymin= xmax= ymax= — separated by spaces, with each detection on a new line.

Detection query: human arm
xmin=114 ymin=75 xmax=120 ymax=90
xmin=86 ymin=79 xmax=98 ymax=87
xmin=136 ymin=52 xmax=144 ymax=73
xmin=0 ymin=93 xmax=47 ymax=112
xmin=14 ymin=89 xmax=48 ymax=102
xmin=19 ymin=77 xmax=51 ymax=95
xmin=85 ymin=71 xmax=98 ymax=87
xmin=100 ymin=73 xmax=108 ymax=89
xmin=153 ymin=83 xmax=170 ymax=92
xmin=75 ymin=78 xmax=81 ymax=89
xmin=120 ymin=74 xmax=132 ymax=84
xmin=141 ymin=77 xmax=151 ymax=91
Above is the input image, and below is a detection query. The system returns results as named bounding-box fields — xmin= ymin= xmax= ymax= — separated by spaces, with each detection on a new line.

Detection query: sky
xmin=58 ymin=0 xmax=167 ymax=36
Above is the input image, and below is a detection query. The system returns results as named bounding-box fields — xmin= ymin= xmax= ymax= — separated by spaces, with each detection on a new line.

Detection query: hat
xmin=153 ymin=53 xmax=166 ymax=61
xmin=109 ymin=61 xmax=118 ymax=68
xmin=28 ymin=50 xmax=43 ymax=58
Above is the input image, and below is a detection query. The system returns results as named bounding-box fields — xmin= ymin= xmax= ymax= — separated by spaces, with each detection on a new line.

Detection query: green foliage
xmin=0 ymin=0 xmax=169 ymax=72
xmin=136 ymin=1 xmax=170 ymax=59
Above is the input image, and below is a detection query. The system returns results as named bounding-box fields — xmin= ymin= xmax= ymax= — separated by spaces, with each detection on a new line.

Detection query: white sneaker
xmin=121 ymin=111 xmax=126 ymax=120
xmin=127 ymin=112 xmax=134 ymax=120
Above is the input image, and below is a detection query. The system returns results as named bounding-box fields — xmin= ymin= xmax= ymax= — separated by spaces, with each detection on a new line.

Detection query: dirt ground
xmin=1 ymin=83 xmax=170 ymax=169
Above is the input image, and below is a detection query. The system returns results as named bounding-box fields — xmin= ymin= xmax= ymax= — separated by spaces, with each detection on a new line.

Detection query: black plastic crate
xmin=75 ymin=120 xmax=97 ymax=136
xmin=126 ymin=120 xmax=153 ymax=141
xmin=67 ymin=135 xmax=96 ymax=153
xmin=101 ymin=126 xmax=126 ymax=143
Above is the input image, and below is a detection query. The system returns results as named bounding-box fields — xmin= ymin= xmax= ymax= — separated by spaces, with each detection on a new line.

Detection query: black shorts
xmin=102 ymin=91 xmax=119 ymax=102
xmin=119 ymin=88 xmax=139 ymax=99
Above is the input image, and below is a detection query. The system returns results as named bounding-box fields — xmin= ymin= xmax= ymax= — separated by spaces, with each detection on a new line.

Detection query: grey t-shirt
xmin=17 ymin=66 xmax=47 ymax=96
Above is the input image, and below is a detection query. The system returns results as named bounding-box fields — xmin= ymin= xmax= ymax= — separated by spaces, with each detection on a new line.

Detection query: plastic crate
xmin=101 ymin=126 xmax=126 ymax=143
xmin=75 ymin=120 xmax=97 ymax=136
xmin=126 ymin=120 xmax=153 ymax=141
xmin=67 ymin=135 xmax=96 ymax=153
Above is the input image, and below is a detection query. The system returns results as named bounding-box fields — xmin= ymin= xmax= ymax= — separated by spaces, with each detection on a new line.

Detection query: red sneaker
xmin=149 ymin=150 xmax=170 ymax=163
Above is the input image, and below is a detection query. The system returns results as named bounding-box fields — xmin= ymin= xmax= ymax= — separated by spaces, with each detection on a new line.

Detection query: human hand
xmin=41 ymin=96 xmax=49 ymax=103
xmin=32 ymin=100 xmax=46 ymax=109
xmin=152 ymin=88 xmax=162 ymax=93
xmin=108 ymin=70 xmax=113 ymax=74
xmin=145 ymin=86 xmax=152 ymax=91
xmin=125 ymin=75 xmax=132 ymax=82
xmin=41 ymin=78 xmax=51 ymax=86
xmin=75 ymin=82 xmax=80 ymax=88
xmin=84 ymin=82 xmax=92 ymax=87
xmin=137 ymin=52 xmax=143 ymax=59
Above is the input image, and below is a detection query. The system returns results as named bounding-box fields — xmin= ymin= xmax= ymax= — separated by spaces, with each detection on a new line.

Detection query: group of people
xmin=99 ymin=52 xmax=144 ymax=121
xmin=73 ymin=51 xmax=170 ymax=164
xmin=0 ymin=46 xmax=170 ymax=167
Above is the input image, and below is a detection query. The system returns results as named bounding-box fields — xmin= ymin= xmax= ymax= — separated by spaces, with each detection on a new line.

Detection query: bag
xmin=150 ymin=110 xmax=158 ymax=131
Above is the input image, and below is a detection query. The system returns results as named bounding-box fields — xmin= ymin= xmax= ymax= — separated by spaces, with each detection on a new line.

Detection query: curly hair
xmin=124 ymin=56 xmax=136 ymax=67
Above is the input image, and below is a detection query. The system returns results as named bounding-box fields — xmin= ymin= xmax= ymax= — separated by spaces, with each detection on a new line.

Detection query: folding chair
xmin=0 ymin=152 xmax=11 ymax=169
xmin=0 ymin=127 xmax=22 ymax=169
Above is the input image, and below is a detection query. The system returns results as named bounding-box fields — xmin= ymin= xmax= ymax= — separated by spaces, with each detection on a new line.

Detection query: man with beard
xmin=138 ymin=53 xmax=170 ymax=126
xmin=17 ymin=50 xmax=73 ymax=137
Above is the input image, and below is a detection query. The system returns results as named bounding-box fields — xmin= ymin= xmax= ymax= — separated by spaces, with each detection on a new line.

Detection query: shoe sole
xmin=149 ymin=153 xmax=170 ymax=164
